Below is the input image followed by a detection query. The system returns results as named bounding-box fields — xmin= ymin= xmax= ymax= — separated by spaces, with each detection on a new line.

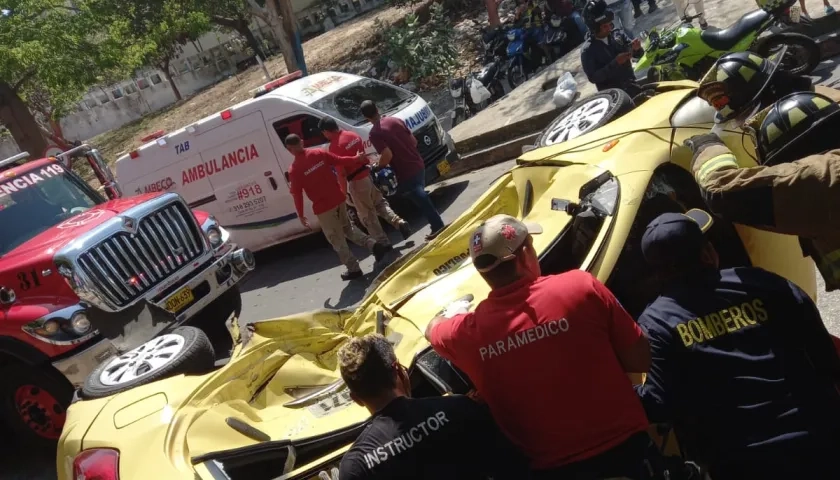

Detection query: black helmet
xmin=582 ymin=0 xmax=614 ymax=33
xmin=697 ymin=51 xmax=783 ymax=124
xmin=750 ymin=91 xmax=840 ymax=165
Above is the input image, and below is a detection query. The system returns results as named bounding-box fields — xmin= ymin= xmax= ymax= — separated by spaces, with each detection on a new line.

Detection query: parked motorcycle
xmin=506 ymin=24 xmax=546 ymax=89
xmin=635 ymin=2 xmax=819 ymax=83
xmin=543 ymin=13 xmax=584 ymax=63
xmin=449 ymin=61 xmax=506 ymax=127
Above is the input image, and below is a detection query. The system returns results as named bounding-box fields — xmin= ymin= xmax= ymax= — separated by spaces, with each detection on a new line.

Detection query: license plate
xmin=165 ymin=286 xmax=194 ymax=313
xmin=436 ymin=159 xmax=451 ymax=176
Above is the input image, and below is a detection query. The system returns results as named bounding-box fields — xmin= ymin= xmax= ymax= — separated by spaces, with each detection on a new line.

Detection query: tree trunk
xmin=0 ymin=81 xmax=49 ymax=157
xmin=212 ymin=15 xmax=266 ymax=60
xmin=239 ymin=23 xmax=266 ymax=60
xmin=160 ymin=59 xmax=182 ymax=101
xmin=265 ymin=0 xmax=299 ymax=73
xmin=486 ymin=0 xmax=501 ymax=26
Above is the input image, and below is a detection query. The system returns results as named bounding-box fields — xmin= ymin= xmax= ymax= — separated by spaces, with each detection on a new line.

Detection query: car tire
xmin=536 ymin=88 xmax=634 ymax=147
xmin=756 ymin=33 xmax=820 ymax=76
xmin=81 ymin=326 xmax=215 ymax=399
xmin=0 ymin=363 xmax=73 ymax=448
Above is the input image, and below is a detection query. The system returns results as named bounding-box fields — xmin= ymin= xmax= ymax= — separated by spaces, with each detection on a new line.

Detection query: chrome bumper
xmin=52 ymin=339 xmax=118 ymax=387
xmin=158 ymin=246 xmax=255 ymax=325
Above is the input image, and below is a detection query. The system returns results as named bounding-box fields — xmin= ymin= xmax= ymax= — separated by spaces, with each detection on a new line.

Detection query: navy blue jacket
xmin=580 ymin=31 xmax=639 ymax=92
xmin=637 ymin=267 xmax=840 ymax=475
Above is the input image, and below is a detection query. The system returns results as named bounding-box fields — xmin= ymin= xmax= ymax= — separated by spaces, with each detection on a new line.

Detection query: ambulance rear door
xmin=193 ymin=110 xmax=304 ymax=251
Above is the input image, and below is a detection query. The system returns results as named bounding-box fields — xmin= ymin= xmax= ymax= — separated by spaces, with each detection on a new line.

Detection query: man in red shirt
xmin=318 ymin=117 xmax=411 ymax=246
xmin=286 ymin=134 xmax=389 ymax=280
xmin=361 ymin=100 xmax=445 ymax=241
xmin=425 ymin=214 xmax=654 ymax=478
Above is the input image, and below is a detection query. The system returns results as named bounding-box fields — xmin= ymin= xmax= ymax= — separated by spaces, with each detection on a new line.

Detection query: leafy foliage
xmin=94 ymin=0 xmax=211 ymax=71
xmin=0 ymin=0 xmax=126 ymax=120
xmin=375 ymin=3 xmax=457 ymax=82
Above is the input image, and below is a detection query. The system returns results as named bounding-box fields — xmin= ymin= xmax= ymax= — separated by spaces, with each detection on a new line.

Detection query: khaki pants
xmin=348 ymin=176 xmax=403 ymax=245
xmin=317 ymin=203 xmax=375 ymax=272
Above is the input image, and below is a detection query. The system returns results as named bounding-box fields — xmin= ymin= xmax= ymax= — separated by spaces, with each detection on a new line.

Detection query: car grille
xmin=414 ymin=122 xmax=444 ymax=165
xmin=76 ymin=202 xmax=206 ymax=308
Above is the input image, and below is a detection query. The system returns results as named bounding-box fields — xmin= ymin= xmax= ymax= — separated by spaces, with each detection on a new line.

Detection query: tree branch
xmin=12 ymin=68 xmax=39 ymax=93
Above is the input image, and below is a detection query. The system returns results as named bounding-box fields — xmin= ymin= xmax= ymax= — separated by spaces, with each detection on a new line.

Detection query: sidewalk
xmin=447 ymin=0 xmax=840 ymax=174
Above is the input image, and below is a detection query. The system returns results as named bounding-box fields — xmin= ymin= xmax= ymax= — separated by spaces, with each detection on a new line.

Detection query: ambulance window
xmin=273 ymin=114 xmax=328 ymax=148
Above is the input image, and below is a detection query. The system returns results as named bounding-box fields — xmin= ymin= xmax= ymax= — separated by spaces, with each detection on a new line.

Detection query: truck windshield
xmin=310 ymin=78 xmax=416 ymax=125
xmin=0 ymin=163 xmax=103 ymax=256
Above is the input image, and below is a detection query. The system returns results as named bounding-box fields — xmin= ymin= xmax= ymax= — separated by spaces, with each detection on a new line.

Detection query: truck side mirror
xmin=87 ymin=148 xmax=122 ymax=200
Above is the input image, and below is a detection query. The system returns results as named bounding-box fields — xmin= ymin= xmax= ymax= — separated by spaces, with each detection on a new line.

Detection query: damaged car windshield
xmin=310 ymin=78 xmax=416 ymax=125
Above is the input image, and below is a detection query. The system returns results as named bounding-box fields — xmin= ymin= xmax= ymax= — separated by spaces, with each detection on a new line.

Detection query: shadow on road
xmin=0 ymin=439 xmax=56 ymax=480
xmin=323 ymin=241 xmax=417 ymax=309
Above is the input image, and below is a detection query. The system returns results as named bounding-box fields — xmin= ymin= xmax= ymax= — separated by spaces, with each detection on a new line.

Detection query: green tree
xmin=94 ymin=0 xmax=212 ymax=101
xmin=0 ymin=0 xmax=125 ymax=156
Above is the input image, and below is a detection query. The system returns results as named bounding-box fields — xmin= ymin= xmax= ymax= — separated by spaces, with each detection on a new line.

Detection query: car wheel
xmin=0 ymin=363 xmax=73 ymax=448
xmin=536 ymin=88 xmax=634 ymax=147
xmin=82 ymin=326 xmax=215 ymax=399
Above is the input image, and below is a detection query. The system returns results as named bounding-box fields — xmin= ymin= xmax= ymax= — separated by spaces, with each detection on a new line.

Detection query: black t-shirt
xmin=637 ymin=267 xmax=840 ymax=468
xmin=338 ymin=395 xmax=527 ymax=480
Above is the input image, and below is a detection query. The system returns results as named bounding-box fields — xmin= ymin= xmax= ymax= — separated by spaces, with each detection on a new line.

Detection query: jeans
xmin=607 ymin=0 xmax=635 ymax=38
xmin=398 ymin=170 xmax=444 ymax=233
xmin=570 ymin=11 xmax=587 ymax=37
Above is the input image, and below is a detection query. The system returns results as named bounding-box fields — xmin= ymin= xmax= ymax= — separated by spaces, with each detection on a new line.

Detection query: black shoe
xmin=424 ymin=225 xmax=447 ymax=241
xmin=398 ymin=222 xmax=412 ymax=240
xmin=634 ymin=7 xmax=643 ymax=18
xmin=372 ymin=242 xmax=390 ymax=262
xmin=699 ymin=18 xmax=708 ymax=29
xmin=648 ymin=2 xmax=657 ymax=12
xmin=341 ymin=269 xmax=363 ymax=281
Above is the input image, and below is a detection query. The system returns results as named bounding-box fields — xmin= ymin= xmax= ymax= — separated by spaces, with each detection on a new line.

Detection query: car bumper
xmin=156 ymin=246 xmax=255 ymax=325
xmin=52 ymin=338 xmax=118 ymax=387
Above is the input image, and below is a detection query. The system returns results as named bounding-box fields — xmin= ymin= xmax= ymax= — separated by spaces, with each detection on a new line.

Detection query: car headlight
xmin=589 ymin=177 xmax=619 ymax=216
xmin=207 ymin=227 xmax=222 ymax=248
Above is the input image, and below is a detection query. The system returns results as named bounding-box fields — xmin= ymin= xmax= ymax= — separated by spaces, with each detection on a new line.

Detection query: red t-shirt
xmin=429 ymin=270 xmax=648 ymax=470
xmin=368 ymin=116 xmax=424 ymax=182
xmin=288 ymin=148 xmax=357 ymax=216
xmin=328 ymin=130 xmax=371 ymax=181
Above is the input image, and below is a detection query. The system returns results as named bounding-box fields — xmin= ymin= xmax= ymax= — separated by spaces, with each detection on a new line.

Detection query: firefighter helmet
xmin=697 ymin=51 xmax=784 ymax=124
xmin=753 ymin=91 xmax=840 ymax=165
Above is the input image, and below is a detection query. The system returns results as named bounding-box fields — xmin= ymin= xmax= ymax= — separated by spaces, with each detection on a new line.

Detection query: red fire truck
xmin=0 ymin=145 xmax=254 ymax=446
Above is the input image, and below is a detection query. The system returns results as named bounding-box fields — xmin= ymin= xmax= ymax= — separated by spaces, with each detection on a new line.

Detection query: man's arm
xmin=337 ymin=451 xmax=365 ymax=480
xmin=289 ymin=171 xmax=309 ymax=228
xmin=322 ymin=149 xmax=363 ymax=167
xmin=589 ymin=274 xmax=651 ymax=373
xmin=688 ymin=136 xmax=840 ymax=239
xmin=634 ymin=315 xmax=677 ymax=424
xmin=783 ymin=279 xmax=840 ymax=380
xmin=581 ymin=45 xmax=624 ymax=85
xmin=377 ymin=147 xmax=394 ymax=167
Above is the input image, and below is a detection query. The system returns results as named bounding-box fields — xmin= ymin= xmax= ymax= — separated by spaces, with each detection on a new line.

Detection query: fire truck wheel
xmin=81 ymin=326 xmax=215 ymax=400
xmin=0 ymin=363 xmax=73 ymax=448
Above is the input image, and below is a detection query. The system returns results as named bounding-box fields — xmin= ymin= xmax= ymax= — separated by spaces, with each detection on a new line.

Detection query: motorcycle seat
xmin=700 ymin=9 xmax=770 ymax=51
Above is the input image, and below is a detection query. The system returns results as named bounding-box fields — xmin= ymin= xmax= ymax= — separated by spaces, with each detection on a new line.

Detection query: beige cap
xmin=470 ymin=214 xmax=542 ymax=272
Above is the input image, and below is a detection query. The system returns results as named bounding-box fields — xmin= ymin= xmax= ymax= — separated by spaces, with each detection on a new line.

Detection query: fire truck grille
xmin=77 ymin=202 xmax=206 ymax=308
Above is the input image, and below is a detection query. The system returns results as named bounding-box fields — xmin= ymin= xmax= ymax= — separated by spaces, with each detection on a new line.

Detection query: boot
xmin=397 ymin=221 xmax=412 ymax=240
xmin=634 ymin=5 xmax=644 ymax=18
xmin=341 ymin=269 xmax=363 ymax=281
xmin=648 ymin=0 xmax=657 ymax=13
xmin=372 ymin=242 xmax=391 ymax=262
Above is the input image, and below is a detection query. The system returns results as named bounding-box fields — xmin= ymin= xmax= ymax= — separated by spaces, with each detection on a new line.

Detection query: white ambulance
xmin=114 ymin=71 xmax=458 ymax=252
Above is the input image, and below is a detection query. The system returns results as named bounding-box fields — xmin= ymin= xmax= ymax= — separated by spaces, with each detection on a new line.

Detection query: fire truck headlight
xmin=70 ymin=312 xmax=92 ymax=335
xmin=206 ymin=227 xmax=222 ymax=248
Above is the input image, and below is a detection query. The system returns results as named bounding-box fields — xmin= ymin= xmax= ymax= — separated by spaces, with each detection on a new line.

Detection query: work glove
xmin=440 ymin=298 xmax=473 ymax=318
xmin=683 ymin=133 xmax=724 ymax=155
